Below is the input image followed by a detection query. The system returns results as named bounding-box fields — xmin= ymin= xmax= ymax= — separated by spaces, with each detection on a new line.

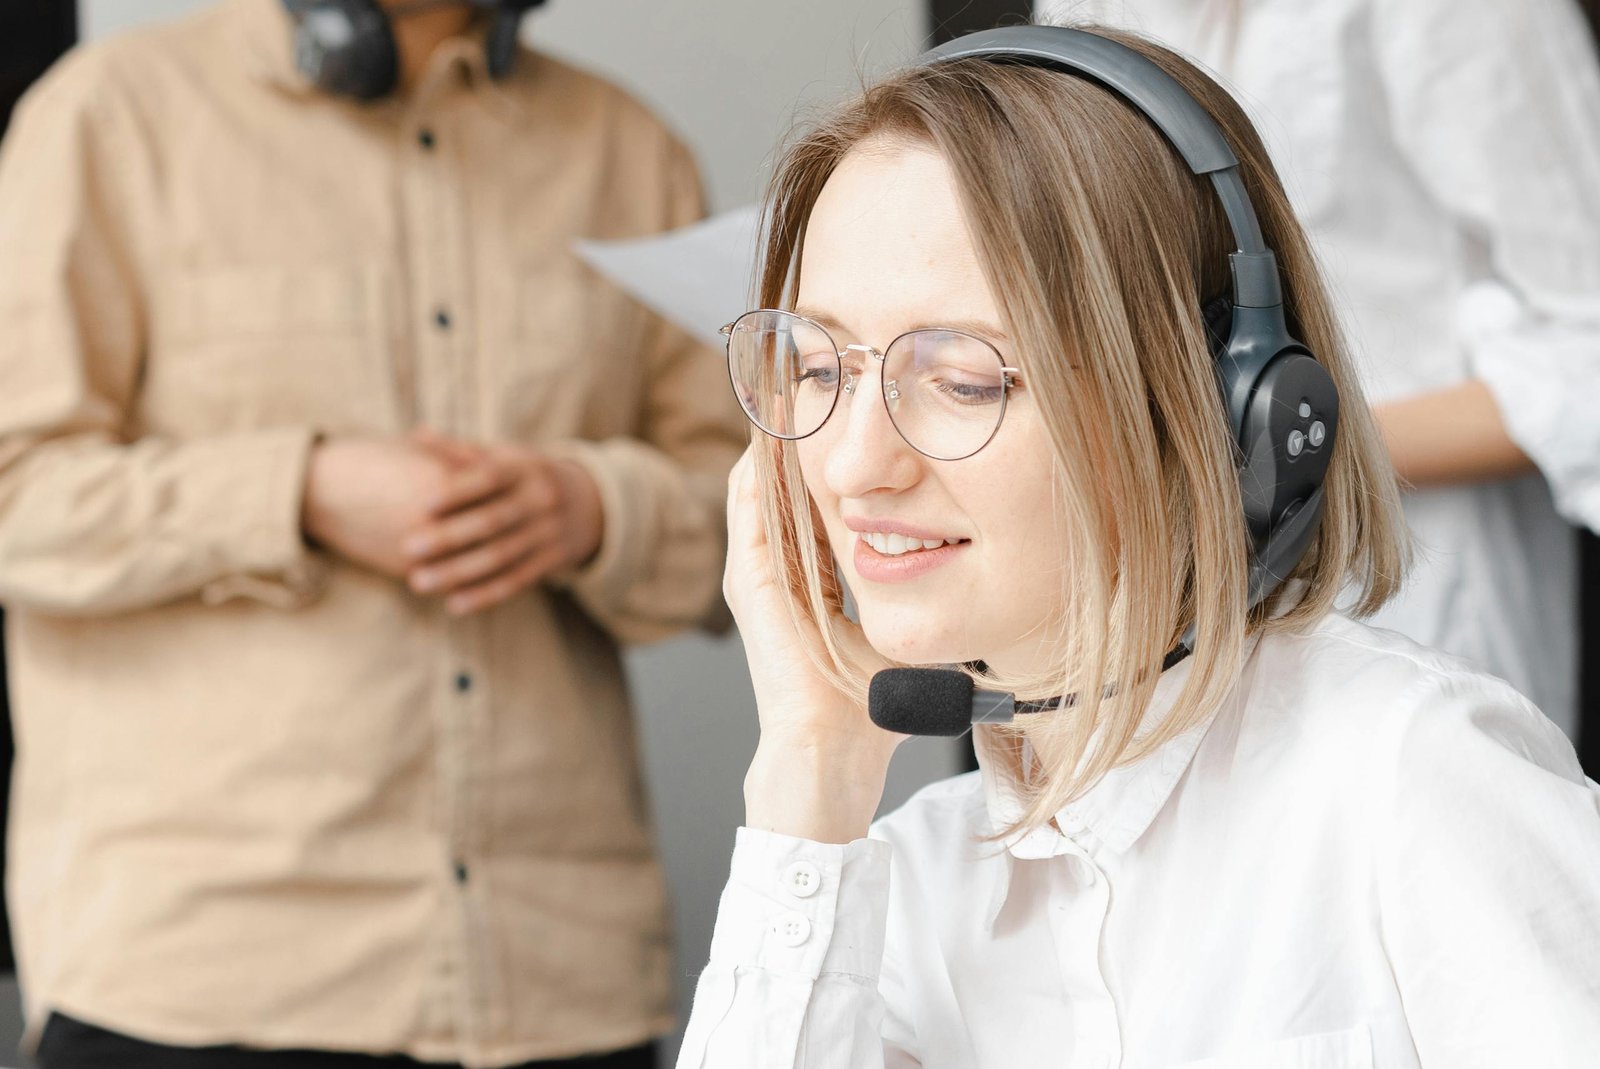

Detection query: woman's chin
xmin=858 ymin=612 xmax=975 ymax=667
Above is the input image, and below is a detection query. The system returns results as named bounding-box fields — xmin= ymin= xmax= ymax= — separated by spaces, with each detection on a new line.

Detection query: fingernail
xmin=412 ymin=571 xmax=437 ymax=593
xmin=447 ymin=596 xmax=471 ymax=615
xmin=406 ymin=534 xmax=434 ymax=557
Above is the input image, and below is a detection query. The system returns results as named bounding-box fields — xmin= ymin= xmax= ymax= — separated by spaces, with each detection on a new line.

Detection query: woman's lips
xmin=851 ymin=534 xmax=969 ymax=583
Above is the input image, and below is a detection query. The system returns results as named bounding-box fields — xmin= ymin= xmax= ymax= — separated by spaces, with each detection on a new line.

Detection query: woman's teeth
xmin=860 ymin=532 xmax=963 ymax=556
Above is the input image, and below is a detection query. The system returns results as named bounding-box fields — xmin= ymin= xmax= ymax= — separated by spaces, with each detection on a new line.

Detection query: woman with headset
xmin=676 ymin=24 xmax=1600 ymax=1068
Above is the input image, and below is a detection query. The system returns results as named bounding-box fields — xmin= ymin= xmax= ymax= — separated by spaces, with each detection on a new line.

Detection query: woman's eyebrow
xmin=924 ymin=319 xmax=1010 ymax=345
xmin=790 ymin=306 xmax=1009 ymax=345
xmin=790 ymin=305 xmax=850 ymax=335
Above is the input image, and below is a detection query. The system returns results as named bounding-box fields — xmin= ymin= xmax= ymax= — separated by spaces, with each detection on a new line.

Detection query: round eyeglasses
xmin=721 ymin=308 xmax=1023 ymax=462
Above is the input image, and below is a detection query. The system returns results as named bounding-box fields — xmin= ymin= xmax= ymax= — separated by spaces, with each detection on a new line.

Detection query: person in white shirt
xmin=678 ymin=23 xmax=1600 ymax=1069
xmin=1041 ymin=0 xmax=1600 ymax=740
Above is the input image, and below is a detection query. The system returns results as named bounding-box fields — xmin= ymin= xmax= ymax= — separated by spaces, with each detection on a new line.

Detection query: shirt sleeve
xmin=0 ymin=52 xmax=325 ymax=616
xmin=1374 ymin=670 xmax=1600 ymax=1065
xmin=544 ymin=133 xmax=746 ymax=644
xmin=1371 ymin=0 xmax=1600 ymax=529
xmin=676 ymin=827 xmax=918 ymax=1069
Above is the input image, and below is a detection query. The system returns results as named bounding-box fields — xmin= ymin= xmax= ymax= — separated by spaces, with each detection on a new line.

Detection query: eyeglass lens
xmin=725 ymin=309 xmax=1009 ymax=461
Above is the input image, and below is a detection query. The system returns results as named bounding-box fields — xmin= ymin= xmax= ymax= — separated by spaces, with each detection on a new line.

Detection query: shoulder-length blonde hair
xmin=752 ymin=25 xmax=1407 ymax=833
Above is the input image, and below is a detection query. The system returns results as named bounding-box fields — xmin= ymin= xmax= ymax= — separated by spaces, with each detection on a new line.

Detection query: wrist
xmin=550 ymin=456 xmax=604 ymax=566
xmin=744 ymin=736 xmax=891 ymax=844
xmin=300 ymin=433 xmax=334 ymax=545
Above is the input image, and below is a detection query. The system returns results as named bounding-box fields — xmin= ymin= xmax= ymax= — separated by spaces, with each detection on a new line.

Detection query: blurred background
xmin=1 ymin=2 xmax=1597 ymax=1066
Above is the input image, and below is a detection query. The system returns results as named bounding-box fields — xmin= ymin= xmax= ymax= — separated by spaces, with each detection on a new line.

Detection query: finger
xmin=726 ymin=447 xmax=757 ymax=524
xmin=411 ymin=428 xmax=485 ymax=469
xmin=408 ymin=520 xmax=544 ymax=595
xmin=429 ymin=457 xmax=516 ymax=515
xmin=405 ymin=487 xmax=530 ymax=562
xmin=515 ymin=461 xmax=564 ymax=518
xmin=445 ymin=543 xmax=567 ymax=615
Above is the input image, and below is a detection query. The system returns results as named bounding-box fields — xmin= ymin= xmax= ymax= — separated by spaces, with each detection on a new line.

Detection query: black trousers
xmin=35 ymin=1014 xmax=658 ymax=1069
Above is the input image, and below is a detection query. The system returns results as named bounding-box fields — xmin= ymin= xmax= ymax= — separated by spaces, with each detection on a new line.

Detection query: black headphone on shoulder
xmin=280 ymin=0 xmax=548 ymax=100
xmin=925 ymin=26 xmax=1339 ymax=662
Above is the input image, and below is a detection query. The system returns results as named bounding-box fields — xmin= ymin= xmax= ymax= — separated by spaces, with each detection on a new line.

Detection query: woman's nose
xmin=819 ymin=358 xmax=922 ymax=498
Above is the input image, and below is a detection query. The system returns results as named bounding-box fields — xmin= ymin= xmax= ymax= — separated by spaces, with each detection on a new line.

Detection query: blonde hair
xmin=752 ymin=25 xmax=1407 ymax=833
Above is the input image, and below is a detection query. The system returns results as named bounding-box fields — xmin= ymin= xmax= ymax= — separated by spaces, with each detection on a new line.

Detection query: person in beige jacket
xmin=0 ymin=1 xmax=745 ymax=1066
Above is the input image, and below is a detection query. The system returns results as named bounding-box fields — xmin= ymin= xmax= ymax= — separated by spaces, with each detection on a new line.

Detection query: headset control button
xmin=1298 ymin=402 xmax=1312 ymax=419
xmin=1287 ymin=430 xmax=1306 ymax=457
xmin=1308 ymin=421 xmax=1326 ymax=448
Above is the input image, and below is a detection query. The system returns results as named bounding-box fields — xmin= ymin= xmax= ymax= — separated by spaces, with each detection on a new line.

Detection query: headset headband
xmin=921 ymin=26 xmax=1281 ymax=310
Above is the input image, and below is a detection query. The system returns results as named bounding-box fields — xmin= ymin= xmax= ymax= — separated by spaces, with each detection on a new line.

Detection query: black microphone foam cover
xmin=869 ymin=668 xmax=975 ymax=737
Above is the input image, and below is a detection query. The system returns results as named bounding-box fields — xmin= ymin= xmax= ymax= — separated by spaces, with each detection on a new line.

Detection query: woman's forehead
xmin=797 ymin=140 xmax=1004 ymax=341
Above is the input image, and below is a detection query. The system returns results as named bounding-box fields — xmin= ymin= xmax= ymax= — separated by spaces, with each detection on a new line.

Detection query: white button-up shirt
xmin=1036 ymin=0 xmax=1600 ymax=736
xmin=678 ymin=615 xmax=1600 ymax=1067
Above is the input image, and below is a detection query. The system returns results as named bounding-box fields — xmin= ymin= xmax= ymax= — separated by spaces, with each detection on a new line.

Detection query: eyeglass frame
xmin=719 ymin=308 xmax=1026 ymax=461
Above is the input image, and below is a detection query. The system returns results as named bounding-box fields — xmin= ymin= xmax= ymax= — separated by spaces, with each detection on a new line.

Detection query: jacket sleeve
xmin=0 ymin=52 xmax=324 ymax=616
xmin=545 ymin=133 xmax=747 ymax=644
xmin=1375 ymin=671 xmax=1600 ymax=1065
xmin=1372 ymin=0 xmax=1600 ymax=530
xmin=676 ymin=828 xmax=920 ymax=1069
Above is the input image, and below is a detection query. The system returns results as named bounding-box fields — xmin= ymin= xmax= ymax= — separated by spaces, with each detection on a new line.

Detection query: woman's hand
xmin=724 ymin=448 xmax=905 ymax=844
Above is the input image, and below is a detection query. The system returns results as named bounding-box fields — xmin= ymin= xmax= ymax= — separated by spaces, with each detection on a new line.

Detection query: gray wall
xmin=57 ymin=3 xmax=953 ymax=1066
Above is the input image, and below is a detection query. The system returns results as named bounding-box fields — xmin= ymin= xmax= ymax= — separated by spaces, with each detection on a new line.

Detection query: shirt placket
xmin=1048 ymin=849 xmax=1122 ymax=1069
xmin=401 ymin=89 xmax=499 ymax=1060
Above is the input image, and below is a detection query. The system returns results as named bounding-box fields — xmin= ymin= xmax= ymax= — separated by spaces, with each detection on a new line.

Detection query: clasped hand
xmin=303 ymin=429 xmax=603 ymax=615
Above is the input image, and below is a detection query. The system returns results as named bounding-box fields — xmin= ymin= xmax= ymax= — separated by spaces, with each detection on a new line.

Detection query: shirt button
xmin=453 ymin=860 xmax=469 ymax=884
xmin=434 ymin=307 xmax=452 ymax=330
xmin=781 ymin=860 xmax=822 ymax=899
xmin=770 ymin=911 xmax=811 ymax=947
xmin=454 ymin=672 xmax=472 ymax=693
xmin=418 ymin=128 xmax=436 ymax=149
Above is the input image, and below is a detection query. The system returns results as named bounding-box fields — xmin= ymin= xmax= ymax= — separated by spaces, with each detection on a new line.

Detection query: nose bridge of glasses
xmin=841 ymin=342 xmax=886 ymax=362
xmin=833 ymin=346 xmax=907 ymax=450
xmin=837 ymin=342 xmax=888 ymax=398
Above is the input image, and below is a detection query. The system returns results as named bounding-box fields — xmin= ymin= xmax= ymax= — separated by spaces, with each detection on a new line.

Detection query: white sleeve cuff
xmin=708 ymin=827 xmax=892 ymax=981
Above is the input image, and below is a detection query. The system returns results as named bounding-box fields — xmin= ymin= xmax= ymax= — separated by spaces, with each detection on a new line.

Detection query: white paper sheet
xmin=574 ymin=205 xmax=761 ymax=349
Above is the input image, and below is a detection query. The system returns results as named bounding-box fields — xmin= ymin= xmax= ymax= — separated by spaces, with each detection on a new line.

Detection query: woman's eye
xmin=933 ymin=379 xmax=1004 ymax=404
xmin=795 ymin=366 xmax=839 ymax=388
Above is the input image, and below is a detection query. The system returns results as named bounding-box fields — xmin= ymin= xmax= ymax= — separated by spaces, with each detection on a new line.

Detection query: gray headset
xmin=280 ymin=0 xmax=547 ymax=101
xmin=922 ymin=26 xmax=1339 ymax=661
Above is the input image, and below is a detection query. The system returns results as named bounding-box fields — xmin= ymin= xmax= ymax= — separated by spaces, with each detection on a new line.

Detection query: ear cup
xmin=1236 ymin=351 xmax=1338 ymax=536
xmin=1202 ymin=296 xmax=1339 ymax=603
xmin=283 ymin=0 xmax=399 ymax=100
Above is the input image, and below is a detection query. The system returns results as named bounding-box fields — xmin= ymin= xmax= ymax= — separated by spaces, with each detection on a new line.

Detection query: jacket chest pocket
xmin=143 ymin=263 xmax=400 ymax=436
xmin=495 ymin=261 xmax=646 ymax=443
xmin=1165 ymin=1024 xmax=1373 ymax=1069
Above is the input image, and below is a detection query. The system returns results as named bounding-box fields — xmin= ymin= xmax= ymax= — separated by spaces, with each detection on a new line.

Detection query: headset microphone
xmin=868 ymin=669 xmax=1025 ymax=737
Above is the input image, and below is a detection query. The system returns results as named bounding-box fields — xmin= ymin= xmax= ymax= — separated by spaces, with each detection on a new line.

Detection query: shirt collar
xmin=977 ymin=646 xmax=1215 ymax=856
xmin=974 ymin=626 xmax=1268 ymax=931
